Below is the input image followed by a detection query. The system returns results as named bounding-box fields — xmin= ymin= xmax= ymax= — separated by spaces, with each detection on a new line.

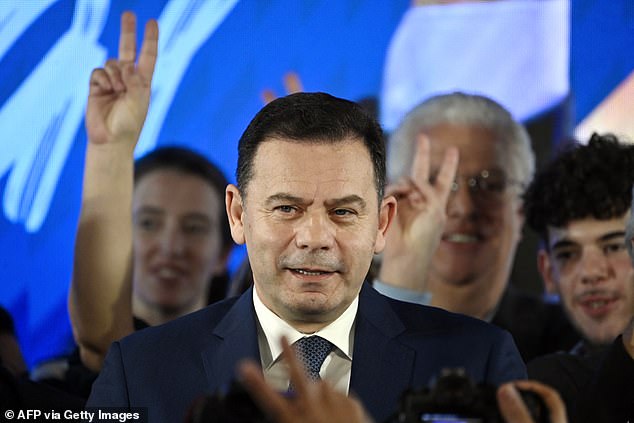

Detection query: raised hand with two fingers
xmin=378 ymin=134 xmax=458 ymax=292
xmin=86 ymin=11 xmax=158 ymax=148
xmin=70 ymin=11 xmax=159 ymax=372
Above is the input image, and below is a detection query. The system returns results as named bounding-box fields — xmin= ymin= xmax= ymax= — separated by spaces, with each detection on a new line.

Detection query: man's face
xmin=226 ymin=138 xmax=394 ymax=331
xmin=539 ymin=216 xmax=634 ymax=345
xmin=132 ymin=169 xmax=223 ymax=316
xmin=425 ymin=123 xmax=523 ymax=286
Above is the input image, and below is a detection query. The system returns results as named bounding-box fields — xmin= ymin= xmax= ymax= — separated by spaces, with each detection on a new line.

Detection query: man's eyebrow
xmin=264 ymin=193 xmax=367 ymax=209
xmin=134 ymin=206 xmax=163 ymax=215
xmin=265 ymin=193 xmax=307 ymax=206
xmin=550 ymin=239 xmax=578 ymax=251
xmin=182 ymin=213 xmax=213 ymax=223
xmin=598 ymin=231 xmax=626 ymax=243
xmin=551 ymin=231 xmax=627 ymax=250
xmin=133 ymin=206 xmax=212 ymax=222
xmin=325 ymin=195 xmax=367 ymax=210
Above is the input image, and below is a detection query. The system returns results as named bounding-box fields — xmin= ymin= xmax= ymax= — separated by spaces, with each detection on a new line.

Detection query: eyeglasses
xmin=430 ymin=169 xmax=523 ymax=203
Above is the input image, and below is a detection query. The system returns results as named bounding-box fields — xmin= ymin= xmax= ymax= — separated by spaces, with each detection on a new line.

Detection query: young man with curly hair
xmin=523 ymin=133 xmax=634 ymax=351
xmin=523 ymin=133 xmax=634 ymax=421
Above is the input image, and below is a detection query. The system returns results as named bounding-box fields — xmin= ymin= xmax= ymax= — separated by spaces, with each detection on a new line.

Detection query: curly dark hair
xmin=523 ymin=133 xmax=634 ymax=246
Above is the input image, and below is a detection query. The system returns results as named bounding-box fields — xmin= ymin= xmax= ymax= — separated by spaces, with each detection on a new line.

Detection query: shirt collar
xmin=252 ymin=287 xmax=358 ymax=368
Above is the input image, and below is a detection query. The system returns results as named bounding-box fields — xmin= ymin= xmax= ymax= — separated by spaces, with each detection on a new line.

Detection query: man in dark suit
xmin=84 ymin=13 xmax=526 ymax=423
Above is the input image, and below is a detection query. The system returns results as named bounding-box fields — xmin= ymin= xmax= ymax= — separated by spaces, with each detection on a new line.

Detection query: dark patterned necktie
xmin=291 ymin=336 xmax=334 ymax=384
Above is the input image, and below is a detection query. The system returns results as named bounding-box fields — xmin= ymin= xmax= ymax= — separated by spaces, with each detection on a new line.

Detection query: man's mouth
xmin=442 ymin=233 xmax=479 ymax=243
xmin=152 ymin=264 xmax=186 ymax=281
xmin=293 ymin=268 xmax=331 ymax=276
xmin=578 ymin=294 xmax=619 ymax=318
xmin=295 ymin=269 xmax=329 ymax=276
xmin=587 ymin=300 xmax=610 ymax=309
xmin=157 ymin=267 xmax=180 ymax=278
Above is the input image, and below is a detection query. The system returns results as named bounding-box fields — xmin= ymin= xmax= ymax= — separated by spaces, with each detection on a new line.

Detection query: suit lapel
xmin=199 ymin=284 xmax=415 ymax=420
xmin=350 ymin=283 xmax=416 ymax=422
xmin=201 ymin=288 xmax=261 ymax=393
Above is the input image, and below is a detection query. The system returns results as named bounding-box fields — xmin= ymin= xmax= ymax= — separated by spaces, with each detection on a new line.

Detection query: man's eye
xmin=332 ymin=209 xmax=355 ymax=217
xmin=554 ymin=250 xmax=576 ymax=263
xmin=183 ymin=223 xmax=210 ymax=235
xmin=604 ymin=243 xmax=626 ymax=255
xmin=275 ymin=205 xmax=296 ymax=214
xmin=137 ymin=217 xmax=159 ymax=231
xmin=478 ymin=178 xmax=506 ymax=193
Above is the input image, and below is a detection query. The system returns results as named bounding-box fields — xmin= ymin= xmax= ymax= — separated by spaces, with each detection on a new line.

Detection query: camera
xmin=184 ymin=381 xmax=272 ymax=423
xmin=186 ymin=369 xmax=550 ymax=423
xmin=386 ymin=369 xmax=550 ymax=423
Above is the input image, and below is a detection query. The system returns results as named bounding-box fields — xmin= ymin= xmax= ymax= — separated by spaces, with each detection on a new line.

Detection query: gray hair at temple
xmin=387 ymin=92 xmax=535 ymax=188
xmin=625 ymin=184 xmax=634 ymax=263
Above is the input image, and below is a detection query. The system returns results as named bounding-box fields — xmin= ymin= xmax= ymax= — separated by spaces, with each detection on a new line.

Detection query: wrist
xmin=86 ymin=137 xmax=137 ymax=156
xmin=378 ymin=256 xmax=429 ymax=292
xmin=82 ymin=142 xmax=135 ymax=204
xmin=373 ymin=279 xmax=432 ymax=305
xmin=377 ymin=262 xmax=426 ymax=293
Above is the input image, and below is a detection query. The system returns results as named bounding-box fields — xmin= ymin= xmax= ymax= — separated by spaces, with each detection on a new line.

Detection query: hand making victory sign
xmin=69 ymin=12 xmax=158 ymax=372
xmin=378 ymin=134 xmax=459 ymax=293
xmin=86 ymin=11 xmax=158 ymax=148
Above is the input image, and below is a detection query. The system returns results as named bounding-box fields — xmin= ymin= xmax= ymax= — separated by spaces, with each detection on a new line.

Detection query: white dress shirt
xmin=252 ymin=288 xmax=357 ymax=393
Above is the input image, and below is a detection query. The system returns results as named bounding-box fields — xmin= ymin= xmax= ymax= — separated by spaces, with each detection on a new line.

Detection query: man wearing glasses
xmin=375 ymin=92 xmax=578 ymax=362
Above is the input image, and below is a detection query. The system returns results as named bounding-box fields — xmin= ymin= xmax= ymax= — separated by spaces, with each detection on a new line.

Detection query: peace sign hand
xmin=379 ymin=134 xmax=458 ymax=292
xmin=86 ymin=11 xmax=158 ymax=149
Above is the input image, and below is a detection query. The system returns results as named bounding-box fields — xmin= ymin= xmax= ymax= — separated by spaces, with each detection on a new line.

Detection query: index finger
xmin=237 ymin=360 xmax=292 ymax=423
xmin=119 ymin=11 xmax=137 ymax=62
xmin=137 ymin=18 xmax=159 ymax=81
xmin=434 ymin=146 xmax=459 ymax=205
xmin=410 ymin=133 xmax=430 ymax=190
xmin=512 ymin=380 xmax=567 ymax=423
xmin=497 ymin=383 xmax=533 ymax=423
xmin=281 ymin=336 xmax=312 ymax=398
xmin=284 ymin=72 xmax=304 ymax=94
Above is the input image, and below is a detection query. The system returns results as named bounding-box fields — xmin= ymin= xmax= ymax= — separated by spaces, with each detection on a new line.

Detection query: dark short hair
xmin=523 ymin=133 xmax=634 ymax=246
xmin=134 ymin=146 xmax=232 ymax=252
xmin=236 ymin=92 xmax=386 ymax=201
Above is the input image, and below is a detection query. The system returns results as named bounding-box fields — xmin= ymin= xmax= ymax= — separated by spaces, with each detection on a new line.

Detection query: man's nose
xmin=294 ymin=212 xmax=335 ymax=250
xmin=159 ymin=224 xmax=186 ymax=257
xmin=446 ymin=180 xmax=478 ymax=219
xmin=579 ymin=248 xmax=609 ymax=285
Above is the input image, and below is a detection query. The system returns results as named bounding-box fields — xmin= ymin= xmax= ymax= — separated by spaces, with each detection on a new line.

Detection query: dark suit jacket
xmin=492 ymin=285 xmax=580 ymax=363
xmin=86 ymin=284 xmax=526 ymax=423
xmin=528 ymin=336 xmax=634 ymax=423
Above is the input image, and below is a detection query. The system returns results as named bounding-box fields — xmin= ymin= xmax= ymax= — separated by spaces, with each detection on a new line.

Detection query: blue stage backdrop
xmin=0 ymin=0 xmax=632 ymax=368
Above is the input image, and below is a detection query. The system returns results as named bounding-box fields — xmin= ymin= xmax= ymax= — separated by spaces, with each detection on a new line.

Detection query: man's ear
xmin=225 ymin=184 xmax=246 ymax=245
xmin=515 ymin=200 xmax=526 ymax=240
xmin=537 ymin=249 xmax=558 ymax=295
xmin=373 ymin=195 xmax=398 ymax=254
